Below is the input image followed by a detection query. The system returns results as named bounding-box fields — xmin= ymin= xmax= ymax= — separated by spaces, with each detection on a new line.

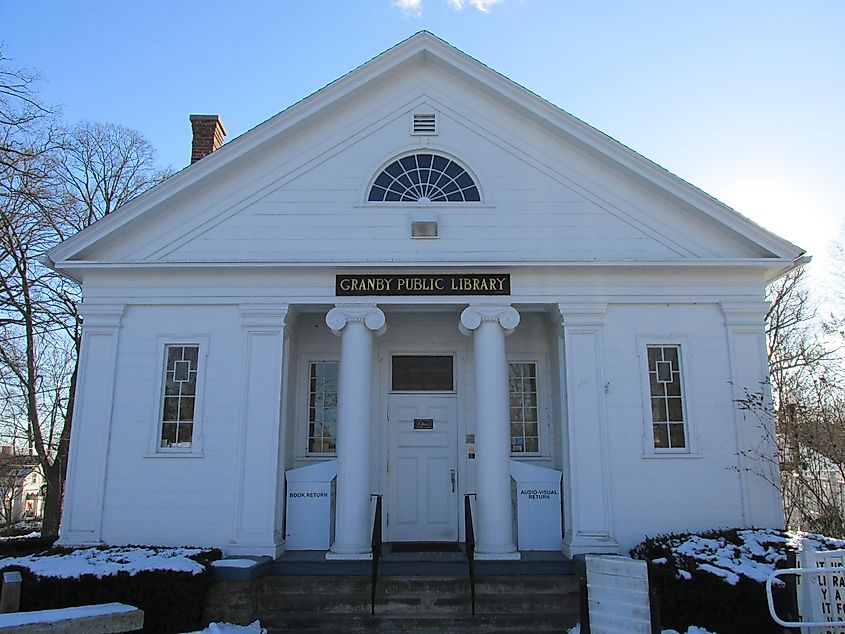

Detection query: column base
xmin=563 ymin=534 xmax=619 ymax=557
xmin=227 ymin=540 xmax=285 ymax=559
xmin=474 ymin=550 xmax=521 ymax=561
xmin=326 ymin=550 xmax=373 ymax=561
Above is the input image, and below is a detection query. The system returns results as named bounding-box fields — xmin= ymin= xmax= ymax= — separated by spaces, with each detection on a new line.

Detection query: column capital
xmin=326 ymin=304 xmax=386 ymax=337
xmin=239 ymin=303 xmax=290 ymax=328
xmin=555 ymin=303 xmax=608 ymax=329
xmin=77 ymin=303 xmax=125 ymax=331
xmin=459 ymin=305 xmax=520 ymax=336
xmin=720 ymin=301 xmax=769 ymax=327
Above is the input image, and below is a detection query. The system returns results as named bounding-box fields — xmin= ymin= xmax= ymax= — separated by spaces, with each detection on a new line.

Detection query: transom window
xmin=647 ymin=345 xmax=687 ymax=450
xmin=308 ymin=361 xmax=338 ymax=454
xmin=392 ymin=356 xmax=454 ymax=392
xmin=368 ymin=153 xmax=480 ymax=203
xmin=509 ymin=362 xmax=539 ymax=454
xmin=160 ymin=345 xmax=199 ymax=449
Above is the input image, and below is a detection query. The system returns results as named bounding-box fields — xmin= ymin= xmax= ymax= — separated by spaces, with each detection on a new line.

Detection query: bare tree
xmin=0 ymin=116 xmax=170 ymax=539
xmin=764 ymin=264 xmax=845 ymax=534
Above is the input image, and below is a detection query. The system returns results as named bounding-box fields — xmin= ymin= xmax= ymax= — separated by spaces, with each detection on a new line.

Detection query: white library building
xmin=47 ymin=33 xmax=803 ymax=561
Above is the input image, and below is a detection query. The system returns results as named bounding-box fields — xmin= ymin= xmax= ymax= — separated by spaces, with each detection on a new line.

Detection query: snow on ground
xmin=0 ymin=531 xmax=40 ymax=541
xmin=0 ymin=603 xmax=137 ymax=626
xmin=566 ymin=625 xmax=716 ymax=634
xmin=211 ymin=558 xmax=261 ymax=569
xmin=0 ymin=546 xmax=207 ymax=578
xmin=650 ymin=528 xmax=845 ymax=586
xmin=183 ymin=621 xmax=266 ymax=634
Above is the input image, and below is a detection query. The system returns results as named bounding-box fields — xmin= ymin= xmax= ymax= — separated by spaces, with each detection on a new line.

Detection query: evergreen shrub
xmin=0 ymin=547 xmax=221 ymax=633
xmin=630 ymin=528 xmax=796 ymax=634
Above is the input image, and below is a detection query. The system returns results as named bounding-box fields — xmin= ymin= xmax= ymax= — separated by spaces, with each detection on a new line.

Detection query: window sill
xmin=510 ymin=454 xmax=551 ymax=461
xmin=143 ymin=451 xmax=204 ymax=459
xmin=641 ymin=451 xmax=702 ymax=460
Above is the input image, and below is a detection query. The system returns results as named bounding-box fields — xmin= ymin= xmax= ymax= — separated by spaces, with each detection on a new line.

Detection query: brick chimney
xmin=189 ymin=114 xmax=227 ymax=164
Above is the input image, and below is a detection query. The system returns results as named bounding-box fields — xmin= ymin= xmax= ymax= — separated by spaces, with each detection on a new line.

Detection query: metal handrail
xmin=766 ymin=566 xmax=845 ymax=628
xmin=464 ymin=493 xmax=476 ymax=615
xmin=370 ymin=494 xmax=383 ymax=616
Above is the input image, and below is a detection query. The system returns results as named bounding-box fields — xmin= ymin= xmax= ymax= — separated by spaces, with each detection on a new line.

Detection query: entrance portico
xmin=324 ymin=302 xmax=522 ymax=560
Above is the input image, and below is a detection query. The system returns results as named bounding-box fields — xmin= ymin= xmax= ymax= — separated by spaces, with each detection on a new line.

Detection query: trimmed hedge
xmin=630 ymin=528 xmax=796 ymax=634
xmin=1 ymin=547 xmax=221 ymax=634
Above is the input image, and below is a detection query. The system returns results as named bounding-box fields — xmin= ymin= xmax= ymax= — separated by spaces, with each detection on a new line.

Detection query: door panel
xmin=387 ymin=396 xmax=458 ymax=541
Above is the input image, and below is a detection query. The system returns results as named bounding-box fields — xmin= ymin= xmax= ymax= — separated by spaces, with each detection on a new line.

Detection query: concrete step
xmin=259 ymin=612 xmax=577 ymax=633
xmin=256 ymin=574 xmax=580 ymax=632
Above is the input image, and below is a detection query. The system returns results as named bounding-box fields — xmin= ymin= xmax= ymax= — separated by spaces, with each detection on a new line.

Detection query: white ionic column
xmin=460 ymin=305 xmax=520 ymax=560
xmin=326 ymin=304 xmax=386 ymax=559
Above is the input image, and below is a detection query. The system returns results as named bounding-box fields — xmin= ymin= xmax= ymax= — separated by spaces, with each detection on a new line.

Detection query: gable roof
xmin=45 ymin=31 xmax=805 ymax=277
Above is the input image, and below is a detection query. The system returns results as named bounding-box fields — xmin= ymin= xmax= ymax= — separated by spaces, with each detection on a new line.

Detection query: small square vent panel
xmin=412 ymin=113 xmax=437 ymax=135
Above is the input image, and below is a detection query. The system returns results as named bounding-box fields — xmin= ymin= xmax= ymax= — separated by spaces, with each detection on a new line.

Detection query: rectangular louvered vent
xmin=412 ymin=113 xmax=437 ymax=135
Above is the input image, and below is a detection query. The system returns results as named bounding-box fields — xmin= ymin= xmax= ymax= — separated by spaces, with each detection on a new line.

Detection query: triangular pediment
xmin=47 ymin=32 xmax=804 ymax=279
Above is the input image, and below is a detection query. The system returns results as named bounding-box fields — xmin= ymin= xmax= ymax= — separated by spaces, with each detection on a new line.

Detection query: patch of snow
xmin=659 ymin=529 xmax=790 ymax=585
xmin=211 ymin=559 xmax=260 ymax=569
xmin=564 ymin=626 xmax=580 ymax=634
xmin=677 ymin=569 xmax=692 ymax=580
xmin=651 ymin=556 xmax=668 ymax=565
xmin=0 ymin=531 xmax=40 ymax=541
xmin=662 ymin=629 xmax=718 ymax=634
xmin=697 ymin=563 xmax=740 ymax=585
xmin=183 ymin=620 xmax=267 ymax=633
xmin=0 ymin=546 xmax=207 ymax=579
xmin=0 ymin=602 xmax=137 ymax=626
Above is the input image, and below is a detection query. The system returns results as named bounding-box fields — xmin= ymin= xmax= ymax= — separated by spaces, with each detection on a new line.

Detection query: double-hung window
xmin=509 ymin=361 xmax=539 ymax=454
xmin=159 ymin=343 xmax=201 ymax=450
xmin=646 ymin=344 xmax=688 ymax=451
xmin=307 ymin=361 xmax=338 ymax=455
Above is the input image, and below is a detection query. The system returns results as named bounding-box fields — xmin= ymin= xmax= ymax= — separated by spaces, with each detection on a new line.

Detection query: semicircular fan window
xmin=368 ymin=154 xmax=480 ymax=203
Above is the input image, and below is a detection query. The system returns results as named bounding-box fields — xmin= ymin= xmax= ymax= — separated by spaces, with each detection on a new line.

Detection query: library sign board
xmin=336 ymin=274 xmax=510 ymax=296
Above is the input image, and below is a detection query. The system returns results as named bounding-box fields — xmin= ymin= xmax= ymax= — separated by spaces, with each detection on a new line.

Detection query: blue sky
xmin=3 ymin=1 xmax=843 ymax=297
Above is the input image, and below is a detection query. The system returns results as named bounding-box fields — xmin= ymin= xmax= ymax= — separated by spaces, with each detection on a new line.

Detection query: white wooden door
xmin=387 ymin=394 xmax=459 ymax=542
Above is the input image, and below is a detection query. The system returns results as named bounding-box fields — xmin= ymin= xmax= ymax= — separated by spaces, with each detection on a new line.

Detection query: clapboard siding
xmin=84 ymin=60 xmax=767 ymax=264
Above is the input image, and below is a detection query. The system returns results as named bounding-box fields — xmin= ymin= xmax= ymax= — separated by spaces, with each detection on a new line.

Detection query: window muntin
xmin=308 ymin=361 xmax=338 ymax=454
xmin=160 ymin=345 xmax=199 ymax=449
xmin=368 ymin=153 xmax=480 ymax=203
xmin=509 ymin=362 xmax=539 ymax=454
xmin=391 ymin=356 xmax=454 ymax=392
xmin=647 ymin=345 xmax=686 ymax=450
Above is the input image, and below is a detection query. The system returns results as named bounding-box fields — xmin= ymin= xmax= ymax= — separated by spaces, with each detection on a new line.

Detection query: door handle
xmin=450 ymin=469 xmax=456 ymax=493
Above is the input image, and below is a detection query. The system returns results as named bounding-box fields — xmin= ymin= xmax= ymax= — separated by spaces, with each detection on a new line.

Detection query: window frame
xmin=506 ymin=356 xmax=551 ymax=459
xmin=305 ymin=359 xmax=340 ymax=457
xmin=637 ymin=336 xmax=699 ymax=458
xmin=390 ymin=354 xmax=455 ymax=394
xmin=365 ymin=151 xmax=483 ymax=205
xmin=297 ymin=355 xmax=341 ymax=459
xmin=147 ymin=335 xmax=209 ymax=457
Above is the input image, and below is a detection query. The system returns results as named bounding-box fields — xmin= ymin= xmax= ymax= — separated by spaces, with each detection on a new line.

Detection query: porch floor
xmin=271 ymin=544 xmax=573 ymax=576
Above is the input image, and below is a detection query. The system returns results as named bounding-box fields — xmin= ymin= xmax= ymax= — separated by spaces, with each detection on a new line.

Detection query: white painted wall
xmin=57 ymin=45 xmax=787 ymax=556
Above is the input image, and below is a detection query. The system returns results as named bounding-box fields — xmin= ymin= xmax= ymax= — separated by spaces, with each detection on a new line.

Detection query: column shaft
xmin=326 ymin=305 xmax=385 ymax=559
xmin=460 ymin=305 xmax=520 ymax=560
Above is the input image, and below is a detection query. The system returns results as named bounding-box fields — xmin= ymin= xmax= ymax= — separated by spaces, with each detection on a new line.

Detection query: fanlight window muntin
xmin=368 ymin=153 xmax=481 ymax=203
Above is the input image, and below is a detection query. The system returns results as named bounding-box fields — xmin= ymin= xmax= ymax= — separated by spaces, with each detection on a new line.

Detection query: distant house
xmin=46 ymin=32 xmax=804 ymax=559
xmin=0 ymin=447 xmax=45 ymax=527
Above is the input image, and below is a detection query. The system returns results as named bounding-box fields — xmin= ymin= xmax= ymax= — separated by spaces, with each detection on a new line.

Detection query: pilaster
xmin=57 ymin=303 xmax=125 ymax=547
xmin=556 ymin=303 xmax=619 ymax=556
xmin=230 ymin=304 xmax=289 ymax=557
xmin=721 ymin=301 xmax=783 ymax=528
